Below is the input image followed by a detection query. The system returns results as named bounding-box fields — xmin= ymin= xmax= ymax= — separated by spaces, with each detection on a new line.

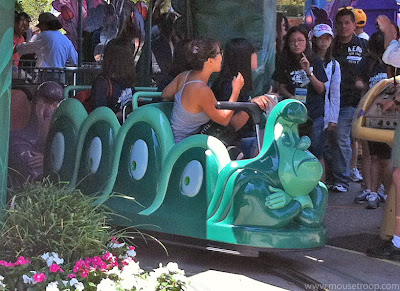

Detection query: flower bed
xmin=0 ymin=239 xmax=188 ymax=291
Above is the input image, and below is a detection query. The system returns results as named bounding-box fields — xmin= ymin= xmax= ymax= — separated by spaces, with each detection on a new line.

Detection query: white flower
xmin=107 ymin=266 xmax=121 ymax=277
xmin=126 ymin=248 xmax=136 ymax=257
xmin=41 ymin=252 xmax=64 ymax=266
xmin=122 ymin=259 xmax=142 ymax=276
xmin=69 ymin=278 xmax=79 ymax=286
xmin=74 ymin=282 xmax=84 ymax=291
xmin=166 ymin=262 xmax=180 ymax=274
xmin=46 ymin=281 xmax=59 ymax=291
xmin=97 ymin=278 xmax=117 ymax=291
xmin=107 ymin=241 xmax=125 ymax=248
xmin=22 ymin=273 xmax=37 ymax=285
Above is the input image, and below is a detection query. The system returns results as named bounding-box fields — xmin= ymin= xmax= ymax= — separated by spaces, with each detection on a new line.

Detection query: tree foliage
xmin=277 ymin=0 xmax=305 ymax=5
xmin=18 ymin=0 xmax=53 ymax=23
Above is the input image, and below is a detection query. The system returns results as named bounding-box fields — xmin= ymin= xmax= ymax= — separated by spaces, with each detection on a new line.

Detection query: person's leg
xmin=361 ymin=140 xmax=371 ymax=190
xmin=309 ymin=117 xmax=325 ymax=182
xmin=350 ymin=138 xmax=363 ymax=182
xmin=331 ymin=107 xmax=355 ymax=191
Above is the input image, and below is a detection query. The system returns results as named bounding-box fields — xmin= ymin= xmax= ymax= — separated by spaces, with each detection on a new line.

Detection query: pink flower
xmin=49 ymin=263 xmax=64 ymax=273
xmin=33 ymin=273 xmax=47 ymax=283
xmin=129 ymin=246 xmax=136 ymax=250
xmin=0 ymin=260 xmax=15 ymax=267
xmin=80 ymin=269 xmax=89 ymax=278
xmin=14 ymin=256 xmax=31 ymax=266
xmin=67 ymin=273 xmax=77 ymax=279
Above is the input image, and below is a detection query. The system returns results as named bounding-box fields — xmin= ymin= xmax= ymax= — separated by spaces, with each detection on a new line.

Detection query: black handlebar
xmin=215 ymin=101 xmax=264 ymax=124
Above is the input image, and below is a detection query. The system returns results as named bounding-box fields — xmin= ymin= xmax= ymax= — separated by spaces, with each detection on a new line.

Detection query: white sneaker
xmin=367 ymin=192 xmax=379 ymax=209
xmin=332 ymin=184 xmax=348 ymax=192
xmin=350 ymin=168 xmax=363 ymax=182
xmin=377 ymin=184 xmax=387 ymax=202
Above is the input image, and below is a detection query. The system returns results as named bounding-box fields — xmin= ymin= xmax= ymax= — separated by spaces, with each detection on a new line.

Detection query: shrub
xmin=0 ymin=181 xmax=118 ymax=263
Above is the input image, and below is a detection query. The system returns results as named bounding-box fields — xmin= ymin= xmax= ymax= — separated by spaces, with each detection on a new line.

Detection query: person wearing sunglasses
xmin=328 ymin=7 xmax=368 ymax=193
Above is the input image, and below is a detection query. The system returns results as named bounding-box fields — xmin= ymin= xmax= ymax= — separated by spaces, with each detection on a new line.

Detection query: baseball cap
xmin=312 ymin=24 xmax=334 ymax=38
xmin=353 ymin=9 xmax=367 ymax=27
xmin=34 ymin=81 xmax=64 ymax=103
xmin=37 ymin=12 xmax=62 ymax=30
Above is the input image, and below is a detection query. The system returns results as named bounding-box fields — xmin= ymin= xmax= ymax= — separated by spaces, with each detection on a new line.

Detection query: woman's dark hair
xmin=312 ymin=34 xmax=333 ymax=63
xmin=276 ymin=12 xmax=289 ymax=53
xmin=282 ymin=26 xmax=314 ymax=69
xmin=15 ymin=11 xmax=31 ymax=23
xmin=169 ymin=39 xmax=192 ymax=77
xmin=119 ymin=12 xmax=142 ymax=41
xmin=101 ymin=38 xmax=136 ymax=87
xmin=185 ymin=37 xmax=220 ymax=70
xmin=212 ymin=38 xmax=255 ymax=97
xmin=368 ymin=30 xmax=385 ymax=59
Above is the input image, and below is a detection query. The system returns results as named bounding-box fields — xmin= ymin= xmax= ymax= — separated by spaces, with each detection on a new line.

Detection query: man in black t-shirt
xmin=328 ymin=8 xmax=367 ymax=192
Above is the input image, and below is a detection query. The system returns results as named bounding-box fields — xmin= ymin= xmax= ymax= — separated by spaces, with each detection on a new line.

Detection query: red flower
xmin=49 ymin=263 xmax=64 ymax=273
xmin=33 ymin=273 xmax=47 ymax=283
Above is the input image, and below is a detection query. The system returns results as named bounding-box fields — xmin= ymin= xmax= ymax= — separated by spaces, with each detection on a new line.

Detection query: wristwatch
xmin=307 ymin=72 xmax=314 ymax=78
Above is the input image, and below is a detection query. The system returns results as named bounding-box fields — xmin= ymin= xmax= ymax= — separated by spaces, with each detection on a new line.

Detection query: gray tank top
xmin=171 ymin=72 xmax=210 ymax=143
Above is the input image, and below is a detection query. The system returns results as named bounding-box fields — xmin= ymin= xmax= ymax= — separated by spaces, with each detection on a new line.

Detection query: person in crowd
xmin=273 ymin=12 xmax=290 ymax=93
xmin=353 ymin=8 xmax=369 ymax=41
xmin=211 ymin=38 xmax=275 ymax=157
xmin=8 ymin=82 xmax=64 ymax=188
xmin=151 ymin=12 xmax=180 ymax=86
xmin=350 ymin=7 xmax=369 ymax=184
xmin=352 ymin=14 xmax=400 ymax=261
xmin=157 ymin=39 xmax=192 ymax=91
xmin=13 ymin=12 xmax=31 ymax=68
xmin=16 ymin=12 xmax=78 ymax=68
xmin=353 ymin=30 xmax=392 ymax=209
xmin=118 ymin=7 xmax=143 ymax=65
xmin=273 ymin=26 xmax=328 ymax=161
xmin=161 ymin=37 xmax=244 ymax=143
xmin=328 ymin=7 xmax=367 ymax=192
xmin=311 ymin=24 xmax=341 ymax=182
xmin=91 ymin=37 xmax=137 ymax=120
xmin=276 ymin=12 xmax=289 ymax=54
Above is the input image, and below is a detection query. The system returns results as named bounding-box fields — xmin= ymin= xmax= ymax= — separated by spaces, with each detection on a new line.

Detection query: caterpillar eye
xmin=129 ymin=139 xmax=148 ymax=180
xmin=181 ymin=160 xmax=203 ymax=197
xmin=50 ymin=132 xmax=65 ymax=172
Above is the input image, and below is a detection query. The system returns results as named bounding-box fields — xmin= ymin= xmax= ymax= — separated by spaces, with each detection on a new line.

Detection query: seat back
xmin=10 ymin=89 xmax=31 ymax=130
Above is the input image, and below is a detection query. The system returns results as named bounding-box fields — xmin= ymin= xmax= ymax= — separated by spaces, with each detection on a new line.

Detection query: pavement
xmin=135 ymin=180 xmax=400 ymax=290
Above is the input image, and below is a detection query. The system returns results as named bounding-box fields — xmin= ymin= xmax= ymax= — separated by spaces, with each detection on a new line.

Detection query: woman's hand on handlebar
xmin=251 ymin=95 xmax=275 ymax=111
xmin=232 ymin=72 xmax=245 ymax=95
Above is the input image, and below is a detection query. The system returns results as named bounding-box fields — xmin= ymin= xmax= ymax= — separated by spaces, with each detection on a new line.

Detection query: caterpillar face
xmin=129 ymin=139 xmax=149 ymax=180
xmin=181 ymin=160 xmax=203 ymax=197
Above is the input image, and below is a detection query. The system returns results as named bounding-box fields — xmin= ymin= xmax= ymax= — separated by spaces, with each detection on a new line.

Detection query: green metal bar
xmin=132 ymin=91 xmax=162 ymax=109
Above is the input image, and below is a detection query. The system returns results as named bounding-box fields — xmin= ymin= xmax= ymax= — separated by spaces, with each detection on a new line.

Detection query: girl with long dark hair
xmin=273 ymin=25 xmax=327 ymax=160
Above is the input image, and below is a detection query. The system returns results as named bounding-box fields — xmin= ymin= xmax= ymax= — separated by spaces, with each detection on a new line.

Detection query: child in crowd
xmin=354 ymin=30 xmax=392 ymax=209
xmin=311 ymin=24 xmax=341 ymax=182
xmin=273 ymin=26 xmax=328 ymax=161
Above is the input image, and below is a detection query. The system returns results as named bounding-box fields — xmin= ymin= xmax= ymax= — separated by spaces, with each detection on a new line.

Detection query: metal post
xmin=77 ymin=0 xmax=83 ymax=68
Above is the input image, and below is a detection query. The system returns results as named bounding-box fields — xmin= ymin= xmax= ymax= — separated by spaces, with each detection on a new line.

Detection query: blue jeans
xmin=325 ymin=106 xmax=356 ymax=189
xmin=309 ymin=116 xmax=324 ymax=160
